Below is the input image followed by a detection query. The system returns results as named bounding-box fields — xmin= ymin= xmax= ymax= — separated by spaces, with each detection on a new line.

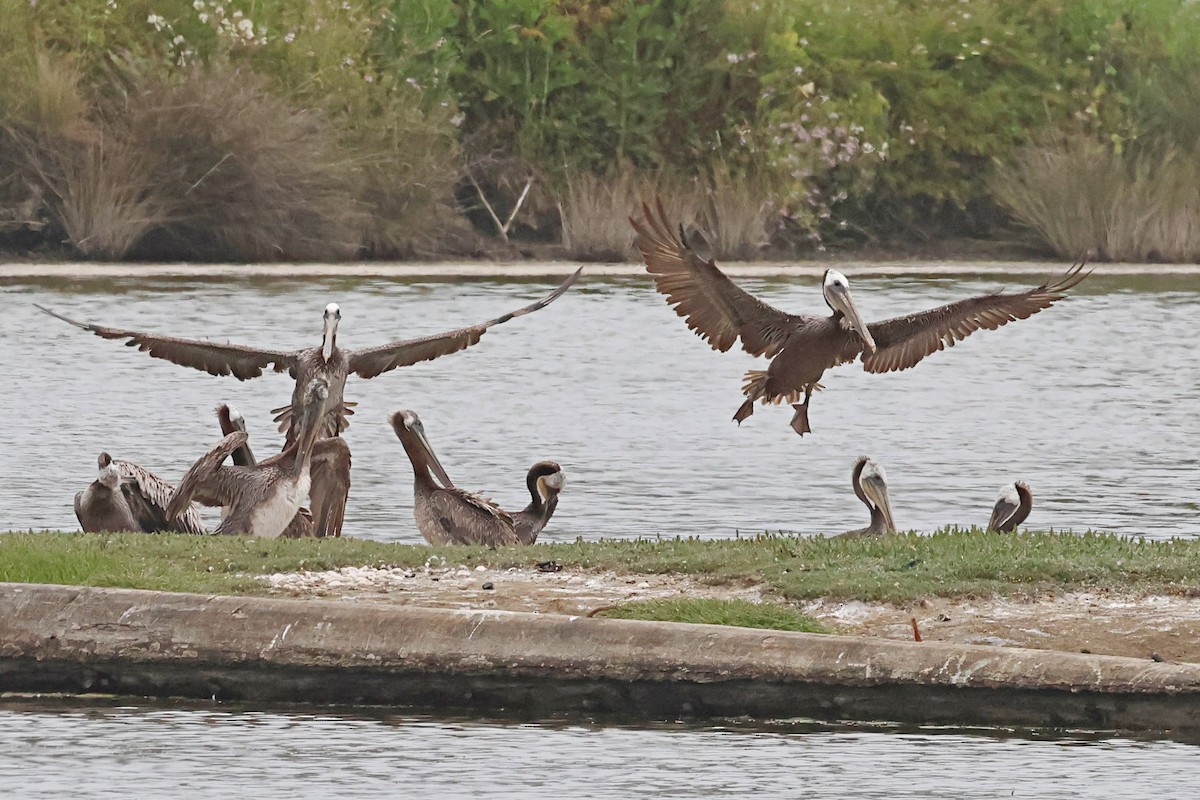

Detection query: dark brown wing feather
xmin=167 ymin=432 xmax=249 ymax=519
xmin=629 ymin=198 xmax=799 ymax=357
xmin=427 ymin=488 xmax=519 ymax=547
xmin=861 ymin=263 xmax=1089 ymax=374
xmin=35 ymin=304 xmax=298 ymax=380
xmin=309 ymin=438 xmax=352 ymax=538
xmin=347 ymin=269 xmax=582 ymax=380
xmin=115 ymin=460 xmax=207 ymax=534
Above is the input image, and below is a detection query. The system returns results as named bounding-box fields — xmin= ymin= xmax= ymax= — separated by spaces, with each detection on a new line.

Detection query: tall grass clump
xmin=992 ymin=136 xmax=1200 ymax=262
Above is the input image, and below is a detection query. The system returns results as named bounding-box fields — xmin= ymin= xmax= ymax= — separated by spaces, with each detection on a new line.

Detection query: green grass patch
xmin=594 ymin=598 xmax=829 ymax=633
xmin=2 ymin=529 xmax=1199 ymax=604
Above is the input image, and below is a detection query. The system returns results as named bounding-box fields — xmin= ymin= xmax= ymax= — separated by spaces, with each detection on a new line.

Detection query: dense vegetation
xmin=2 ymin=0 xmax=1199 ymax=262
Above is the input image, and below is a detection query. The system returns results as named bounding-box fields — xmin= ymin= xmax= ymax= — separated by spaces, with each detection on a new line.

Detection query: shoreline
xmin=3 ymin=259 xmax=1200 ymax=280
xmin=4 ymin=581 xmax=1200 ymax=734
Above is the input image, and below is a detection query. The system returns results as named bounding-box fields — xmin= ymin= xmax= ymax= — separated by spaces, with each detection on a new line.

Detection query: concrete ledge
xmin=2 ymin=583 xmax=1199 ymax=732
xmin=4 ymin=261 xmax=1200 ymax=280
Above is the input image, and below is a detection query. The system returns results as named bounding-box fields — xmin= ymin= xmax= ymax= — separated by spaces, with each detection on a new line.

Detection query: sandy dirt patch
xmin=261 ymin=564 xmax=1200 ymax=663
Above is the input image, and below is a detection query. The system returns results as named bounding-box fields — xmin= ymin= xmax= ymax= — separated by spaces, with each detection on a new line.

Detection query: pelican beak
xmin=861 ymin=473 xmax=897 ymax=534
xmin=828 ymin=284 xmax=876 ymax=353
xmin=321 ymin=304 xmax=341 ymax=362
xmin=413 ymin=426 xmax=455 ymax=490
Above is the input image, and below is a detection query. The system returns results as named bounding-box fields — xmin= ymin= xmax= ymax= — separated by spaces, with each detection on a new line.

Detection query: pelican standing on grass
xmin=988 ymin=481 xmax=1033 ymax=532
xmin=630 ymin=200 xmax=1088 ymax=435
xmin=75 ymin=452 xmax=206 ymax=534
xmin=167 ymin=379 xmax=350 ymax=538
xmin=513 ymin=461 xmax=566 ymax=544
xmin=837 ymin=455 xmax=897 ymax=537
xmin=391 ymin=409 xmax=529 ymax=547
xmin=34 ymin=268 xmax=582 ymax=444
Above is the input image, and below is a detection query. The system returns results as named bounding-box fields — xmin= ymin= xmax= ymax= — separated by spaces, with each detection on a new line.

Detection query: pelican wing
xmin=167 ymin=432 xmax=250 ymax=520
xmin=348 ymin=269 xmax=582 ymax=380
xmin=861 ymin=263 xmax=1089 ymax=374
xmin=988 ymin=495 xmax=1020 ymax=533
xmin=630 ymin=199 xmax=799 ymax=357
xmin=426 ymin=488 xmax=519 ymax=547
xmin=310 ymin=437 xmax=352 ymax=538
xmin=116 ymin=459 xmax=206 ymax=534
xmin=35 ymin=304 xmax=298 ymax=380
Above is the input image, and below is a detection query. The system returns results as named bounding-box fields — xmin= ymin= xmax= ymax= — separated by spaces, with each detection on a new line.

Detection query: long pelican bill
xmin=321 ymin=303 xmax=340 ymax=362
xmin=411 ymin=424 xmax=454 ymax=490
xmin=827 ymin=280 xmax=876 ymax=353
xmin=861 ymin=470 xmax=896 ymax=534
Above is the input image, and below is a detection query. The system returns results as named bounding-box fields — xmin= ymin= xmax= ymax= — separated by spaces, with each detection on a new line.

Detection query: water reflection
xmin=0 ymin=698 xmax=1197 ymax=799
xmin=2 ymin=271 xmax=1197 ymax=540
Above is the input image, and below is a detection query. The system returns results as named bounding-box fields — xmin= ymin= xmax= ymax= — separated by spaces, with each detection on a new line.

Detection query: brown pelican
xmin=34 ymin=268 xmax=581 ymax=445
xmin=838 ymin=455 xmax=897 ymax=537
xmin=988 ymin=481 xmax=1033 ymax=532
xmin=390 ymin=409 xmax=521 ymax=547
xmin=75 ymin=452 xmax=206 ymax=534
xmin=167 ymin=379 xmax=350 ymax=538
xmin=215 ymin=403 xmax=319 ymax=538
xmin=513 ymin=461 xmax=566 ymax=544
xmin=630 ymin=200 xmax=1088 ymax=435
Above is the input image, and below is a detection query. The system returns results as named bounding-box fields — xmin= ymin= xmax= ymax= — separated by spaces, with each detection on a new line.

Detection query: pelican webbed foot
xmin=733 ymin=398 xmax=755 ymax=425
xmin=789 ymin=403 xmax=812 ymax=436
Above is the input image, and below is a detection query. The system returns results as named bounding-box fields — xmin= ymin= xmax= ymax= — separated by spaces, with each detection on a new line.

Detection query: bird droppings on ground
xmin=259 ymin=565 xmax=1200 ymax=663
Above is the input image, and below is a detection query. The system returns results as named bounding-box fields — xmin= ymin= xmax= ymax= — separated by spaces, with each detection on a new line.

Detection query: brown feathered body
xmin=630 ymin=199 xmax=1089 ymax=435
xmin=988 ymin=481 xmax=1033 ymax=533
xmin=75 ymin=452 xmax=206 ymax=534
xmin=391 ymin=410 xmax=520 ymax=548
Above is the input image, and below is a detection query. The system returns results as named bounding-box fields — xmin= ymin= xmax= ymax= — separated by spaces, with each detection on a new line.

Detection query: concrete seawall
xmin=2 ymin=583 xmax=1199 ymax=732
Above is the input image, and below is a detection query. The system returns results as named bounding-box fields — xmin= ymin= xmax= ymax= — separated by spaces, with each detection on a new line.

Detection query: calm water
xmin=2 ymin=270 xmax=1198 ymax=540
xmin=1 ymin=699 xmax=1198 ymax=799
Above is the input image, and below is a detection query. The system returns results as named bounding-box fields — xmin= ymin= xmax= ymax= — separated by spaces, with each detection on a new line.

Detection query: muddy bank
xmin=261 ymin=565 xmax=1200 ymax=664
xmin=3 ymin=582 xmax=1200 ymax=733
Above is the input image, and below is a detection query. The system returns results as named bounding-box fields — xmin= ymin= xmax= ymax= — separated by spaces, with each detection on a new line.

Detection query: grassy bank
xmin=3 ymin=529 xmax=1198 ymax=605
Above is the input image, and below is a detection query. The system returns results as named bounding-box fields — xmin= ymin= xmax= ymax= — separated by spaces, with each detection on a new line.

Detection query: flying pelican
xmin=513 ymin=461 xmax=566 ymax=544
xmin=988 ymin=481 xmax=1033 ymax=533
xmin=167 ymin=379 xmax=350 ymax=538
xmin=34 ymin=267 xmax=582 ymax=445
xmin=75 ymin=452 xmax=206 ymax=534
xmin=630 ymin=200 xmax=1088 ymax=435
xmin=390 ymin=409 xmax=522 ymax=547
xmin=838 ymin=455 xmax=897 ymax=537
xmin=215 ymin=403 xmax=319 ymax=538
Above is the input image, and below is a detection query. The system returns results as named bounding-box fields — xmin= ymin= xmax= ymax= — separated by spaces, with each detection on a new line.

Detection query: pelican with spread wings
xmin=630 ymin=200 xmax=1088 ymax=435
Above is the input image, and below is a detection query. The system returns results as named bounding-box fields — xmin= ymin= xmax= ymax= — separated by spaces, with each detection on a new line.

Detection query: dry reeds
xmin=558 ymin=166 xmax=776 ymax=262
xmin=992 ymin=135 xmax=1200 ymax=262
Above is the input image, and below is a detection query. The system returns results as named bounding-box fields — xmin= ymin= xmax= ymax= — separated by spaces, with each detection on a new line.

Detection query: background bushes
xmin=2 ymin=0 xmax=1199 ymax=261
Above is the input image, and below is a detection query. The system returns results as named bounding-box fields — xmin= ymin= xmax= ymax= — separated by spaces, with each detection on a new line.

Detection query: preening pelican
xmin=838 ymin=455 xmax=897 ymax=537
xmin=513 ymin=461 xmax=566 ymax=544
xmin=75 ymin=452 xmax=205 ymax=534
xmin=35 ymin=268 xmax=581 ymax=445
xmin=390 ymin=409 xmax=521 ymax=547
xmin=630 ymin=200 xmax=1088 ymax=435
xmin=215 ymin=403 xmax=321 ymax=538
xmin=988 ymin=481 xmax=1033 ymax=532
xmin=168 ymin=379 xmax=350 ymax=538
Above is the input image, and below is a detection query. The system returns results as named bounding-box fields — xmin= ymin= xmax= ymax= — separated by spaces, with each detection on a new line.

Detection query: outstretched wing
xmin=167 ymin=432 xmax=250 ymax=520
xmin=348 ymin=269 xmax=582 ymax=380
xmin=861 ymin=263 xmax=1089 ymax=374
xmin=35 ymin=304 xmax=298 ymax=380
xmin=310 ymin=437 xmax=352 ymax=538
xmin=630 ymin=198 xmax=800 ymax=357
xmin=427 ymin=488 xmax=519 ymax=547
xmin=115 ymin=459 xmax=207 ymax=535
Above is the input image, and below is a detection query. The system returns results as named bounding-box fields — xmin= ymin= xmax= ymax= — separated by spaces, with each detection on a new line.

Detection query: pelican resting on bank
xmin=215 ymin=404 xmax=321 ymax=538
xmin=34 ymin=267 xmax=581 ymax=445
xmin=167 ymin=379 xmax=350 ymax=538
xmin=988 ymin=480 xmax=1033 ymax=533
xmin=392 ymin=409 xmax=558 ymax=547
xmin=630 ymin=199 xmax=1089 ymax=435
xmin=75 ymin=452 xmax=206 ymax=534
xmin=513 ymin=461 xmax=566 ymax=544
xmin=837 ymin=455 xmax=897 ymax=537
